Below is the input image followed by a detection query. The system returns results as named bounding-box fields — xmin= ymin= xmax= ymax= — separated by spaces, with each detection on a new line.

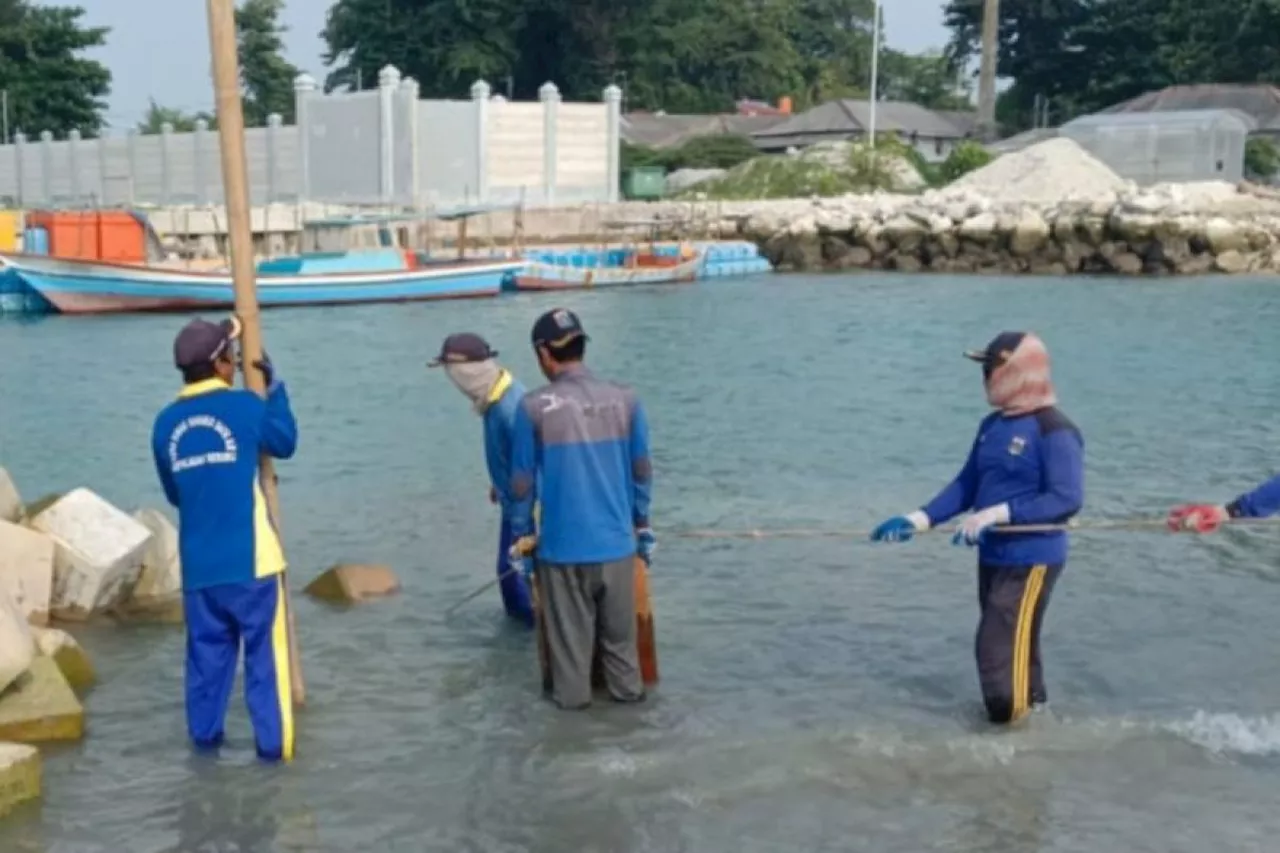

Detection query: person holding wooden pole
xmin=204 ymin=0 xmax=305 ymax=709
xmin=151 ymin=317 xmax=299 ymax=762
xmin=870 ymin=332 xmax=1085 ymax=725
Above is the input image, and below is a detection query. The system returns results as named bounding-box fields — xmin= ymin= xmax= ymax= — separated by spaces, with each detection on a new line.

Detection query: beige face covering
xmin=443 ymin=360 xmax=502 ymax=413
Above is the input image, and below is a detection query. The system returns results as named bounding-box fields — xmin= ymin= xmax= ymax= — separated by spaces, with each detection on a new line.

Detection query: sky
xmin=66 ymin=0 xmax=952 ymax=129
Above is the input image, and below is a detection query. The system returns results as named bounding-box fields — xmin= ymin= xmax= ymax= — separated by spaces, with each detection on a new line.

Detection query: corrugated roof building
xmin=749 ymin=99 xmax=976 ymax=163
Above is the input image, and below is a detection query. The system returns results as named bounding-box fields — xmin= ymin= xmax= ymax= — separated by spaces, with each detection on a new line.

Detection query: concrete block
xmin=0 ymin=519 xmax=55 ymax=625
xmin=0 ymin=588 xmax=34 ymax=694
xmin=28 ymin=488 xmax=152 ymax=621
xmin=0 ymin=656 xmax=85 ymax=743
xmin=304 ymin=564 xmax=401 ymax=604
xmin=31 ymin=627 xmax=94 ymax=694
xmin=115 ymin=509 xmax=184 ymax=624
xmin=0 ymin=742 xmax=40 ymax=817
xmin=0 ymin=467 xmax=19 ymax=522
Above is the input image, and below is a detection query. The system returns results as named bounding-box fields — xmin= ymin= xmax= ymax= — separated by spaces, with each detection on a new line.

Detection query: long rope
xmin=672 ymin=516 xmax=1280 ymax=541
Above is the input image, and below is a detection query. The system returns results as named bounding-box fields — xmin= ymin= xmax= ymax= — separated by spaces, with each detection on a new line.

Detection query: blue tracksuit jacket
xmin=509 ymin=364 xmax=652 ymax=564
xmin=151 ymin=378 xmax=299 ymax=590
xmin=1228 ymin=474 xmax=1280 ymax=518
xmin=483 ymin=371 xmax=526 ymax=514
xmin=922 ymin=407 xmax=1084 ymax=567
xmin=151 ymin=377 xmax=299 ymax=762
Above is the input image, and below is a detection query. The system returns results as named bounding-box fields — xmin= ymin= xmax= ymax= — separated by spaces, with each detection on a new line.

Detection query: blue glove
xmin=635 ymin=526 xmax=656 ymax=565
xmin=870 ymin=512 xmax=928 ymax=543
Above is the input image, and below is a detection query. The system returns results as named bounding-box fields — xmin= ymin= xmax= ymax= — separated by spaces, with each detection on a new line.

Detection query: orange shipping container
xmin=27 ymin=211 xmax=99 ymax=261
xmin=97 ymin=211 xmax=146 ymax=264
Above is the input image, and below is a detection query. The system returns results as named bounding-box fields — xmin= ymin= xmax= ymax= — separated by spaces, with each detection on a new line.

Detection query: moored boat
xmin=514 ymin=246 xmax=704 ymax=291
xmin=0 ymin=251 xmax=520 ymax=315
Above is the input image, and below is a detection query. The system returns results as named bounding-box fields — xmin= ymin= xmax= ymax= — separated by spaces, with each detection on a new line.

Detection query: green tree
xmin=136 ymin=99 xmax=216 ymax=134
xmin=236 ymin=0 xmax=300 ymax=125
xmin=879 ymin=49 xmax=973 ymax=111
xmin=0 ymin=1 xmax=110 ymax=137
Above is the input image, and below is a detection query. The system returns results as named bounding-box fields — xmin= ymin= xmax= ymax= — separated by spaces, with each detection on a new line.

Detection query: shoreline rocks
xmin=0 ymin=743 xmax=40 ymax=817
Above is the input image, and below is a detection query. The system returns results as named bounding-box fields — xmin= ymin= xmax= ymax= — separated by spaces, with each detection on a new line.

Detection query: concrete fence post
xmin=13 ymin=132 xmax=25 ymax=206
xmin=400 ymin=75 xmax=420 ymax=209
xmin=160 ymin=122 xmax=174 ymax=204
xmin=293 ymin=72 xmax=317 ymax=202
xmin=470 ymin=79 xmax=491 ymax=204
xmin=194 ymin=119 xmax=210 ymax=204
xmin=603 ymin=85 xmax=622 ymax=204
xmin=39 ymin=131 xmax=53 ymax=205
xmin=126 ymin=129 xmax=139 ymax=205
xmin=540 ymin=82 xmax=560 ymax=207
xmin=267 ymin=113 xmax=283 ymax=204
xmin=67 ymin=130 xmax=82 ymax=204
xmin=96 ymin=134 xmax=109 ymax=203
xmin=378 ymin=64 xmax=401 ymax=206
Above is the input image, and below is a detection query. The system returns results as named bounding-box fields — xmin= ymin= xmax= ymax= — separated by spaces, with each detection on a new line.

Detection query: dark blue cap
xmin=174 ymin=317 xmax=240 ymax=369
xmin=427 ymin=332 xmax=498 ymax=367
xmin=964 ymin=331 xmax=1026 ymax=372
xmin=531 ymin=307 xmax=588 ymax=350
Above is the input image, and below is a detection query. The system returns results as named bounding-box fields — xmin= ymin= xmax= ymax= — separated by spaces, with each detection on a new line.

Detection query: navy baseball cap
xmin=174 ymin=317 xmax=240 ymax=369
xmin=531 ymin=307 xmax=589 ymax=350
xmin=427 ymin=332 xmax=498 ymax=367
xmin=964 ymin=331 xmax=1026 ymax=374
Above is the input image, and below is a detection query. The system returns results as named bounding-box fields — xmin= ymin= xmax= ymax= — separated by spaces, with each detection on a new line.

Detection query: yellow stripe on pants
xmin=1011 ymin=565 xmax=1047 ymax=722
xmin=270 ymin=574 xmax=296 ymax=761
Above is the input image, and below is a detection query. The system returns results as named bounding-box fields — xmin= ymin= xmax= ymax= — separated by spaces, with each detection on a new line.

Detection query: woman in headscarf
xmin=428 ymin=332 xmax=534 ymax=626
xmin=871 ymin=332 xmax=1085 ymax=725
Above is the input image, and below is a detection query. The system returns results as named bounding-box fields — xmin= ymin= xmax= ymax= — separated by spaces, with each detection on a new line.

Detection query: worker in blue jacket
xmin=1167 ymin=475 xmax=1280 ymax=532
xmin=151 ymin=317 xmax=299 ymax=762
xmin=508 ymin=307 xmax=655 ymax=709
xmin=871 ymin=331 xmax=1084 ymax=725
xmin=428 ymin=332 xmax=534 ymax=626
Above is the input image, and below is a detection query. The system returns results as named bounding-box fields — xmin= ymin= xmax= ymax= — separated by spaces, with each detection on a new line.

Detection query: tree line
xmin=10 ymin=0 xmax=1280 ymax=139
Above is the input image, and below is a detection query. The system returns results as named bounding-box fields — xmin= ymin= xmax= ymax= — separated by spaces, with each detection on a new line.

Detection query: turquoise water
xmin=1 ymin=273 xmax=1279 ymax=851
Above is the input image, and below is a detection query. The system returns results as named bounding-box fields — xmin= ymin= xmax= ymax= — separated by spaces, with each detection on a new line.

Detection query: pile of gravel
xmin=949 ymin=137 xmax=1131 ymax=204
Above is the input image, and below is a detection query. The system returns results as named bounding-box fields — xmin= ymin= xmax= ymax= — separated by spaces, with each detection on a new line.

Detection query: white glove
xmin=954 ymin=503 xmax=1011 ymax=546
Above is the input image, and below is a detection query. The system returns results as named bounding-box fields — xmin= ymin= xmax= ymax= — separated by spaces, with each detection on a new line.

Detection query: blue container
xmin=23 ymin=226 xmax=49 ymax=256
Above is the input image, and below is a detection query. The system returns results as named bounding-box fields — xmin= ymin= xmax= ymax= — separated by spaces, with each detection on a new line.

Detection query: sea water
xmin=0 ymin=273 xmax=1278 ymax=852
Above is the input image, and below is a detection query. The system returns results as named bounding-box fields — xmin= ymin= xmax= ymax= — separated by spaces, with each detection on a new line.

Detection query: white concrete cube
xmin=0 ymin=587 xmax=34 ymax=694
xmin=28 ymin=488 xmax=152 ymax=620
xmin=0 ymin=467 xmax=19 ymax=523
xmin=0 ymin=520 xmax=54 ymax=625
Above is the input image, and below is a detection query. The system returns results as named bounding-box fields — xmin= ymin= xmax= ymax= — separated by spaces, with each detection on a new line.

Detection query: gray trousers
xmin=538 ymin=557 xmax=644 ymax=709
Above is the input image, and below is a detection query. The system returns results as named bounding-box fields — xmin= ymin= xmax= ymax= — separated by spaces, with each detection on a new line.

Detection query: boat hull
xmin=513 ymin=253 xmax=703 ymax=292
xmin=1 ymin=253 xmax=522 ymax=315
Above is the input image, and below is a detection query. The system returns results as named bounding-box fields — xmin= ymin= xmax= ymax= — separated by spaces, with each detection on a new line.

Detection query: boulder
xmin=304 ymin=564 xmax=401 ymax=605
xmin=1213 ymin=249 xmax=1249 ymax=274
xmin=957 ymin=212 xmax=998 ymax=242
xmin=0 ymin=656 xmax=84 ymax=743
xmin=0 ymin=743 xmax=40 ymax=817
xmin=31 ymin=627 xmax=94 ymax=693
xmin=27 ymin=488 xmax=152 ymax=621
xmin=1110 ymin=252 xmax=1144 ymax=275
xmin=1203 ymin=218 xmax=1250 ymax=254
xmin=1008 ymin=210 xmax=1050 ymax=256
xmin=0 ymin=519 xmax=54 ymax=625
xmin=115 ymin=509 xmax=183 ymax=624
xmin=0 ymin=468 xmax=18 ymax=523
xmin=0 ymin=588 xmax=34 ymax=694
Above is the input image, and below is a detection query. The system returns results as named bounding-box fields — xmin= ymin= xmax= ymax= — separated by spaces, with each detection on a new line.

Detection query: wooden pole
xmin=977 ymin=0 xmax=1001 ymax=142
xmin=205 ymin=0 xmax=306 ymax=706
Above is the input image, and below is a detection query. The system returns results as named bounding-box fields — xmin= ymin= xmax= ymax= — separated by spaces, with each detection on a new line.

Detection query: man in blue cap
xmin=508 ymin=307 xmax=655 ymax=709
xmin=151 ymin=316 xmax=299 ymax=762
xmin=428 ymin=331 xmax=534 ymax=626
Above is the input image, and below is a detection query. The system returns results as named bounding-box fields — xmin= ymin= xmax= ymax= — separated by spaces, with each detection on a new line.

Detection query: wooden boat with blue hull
xmin=0 ymin=250 xmax=520 ymax=315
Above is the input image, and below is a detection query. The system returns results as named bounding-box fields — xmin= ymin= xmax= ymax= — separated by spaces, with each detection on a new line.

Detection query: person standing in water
xmin=151 ymin=317 xmax=299 ymax=761
xmin=508 ymin=307 xmax=655 ymax=709
xmin=429 ymin=332 xmax=535 ymax=626
xmin=870 ymin=332 xmax=1085 ymax=725
xmin=1167 ymin=476 xmax=1280 ymax=531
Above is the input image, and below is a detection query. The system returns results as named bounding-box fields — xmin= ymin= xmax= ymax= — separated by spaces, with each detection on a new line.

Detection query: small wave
xmin=1165 ymin=711 xmax=1280 ymax=756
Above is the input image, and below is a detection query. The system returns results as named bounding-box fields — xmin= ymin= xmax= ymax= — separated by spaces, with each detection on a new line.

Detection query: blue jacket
xmin=922 ymin=407 xmax=1084 ymax=567
xmin=151 ymin=378 xmax=299 ymax=591
xmin=482 ymin=371 xmax=525 ymax=515
xmin=510 ymin=365 xmax=652 ymax=564
xmin=1228 ymin=474 xmax=1280 ymax=518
